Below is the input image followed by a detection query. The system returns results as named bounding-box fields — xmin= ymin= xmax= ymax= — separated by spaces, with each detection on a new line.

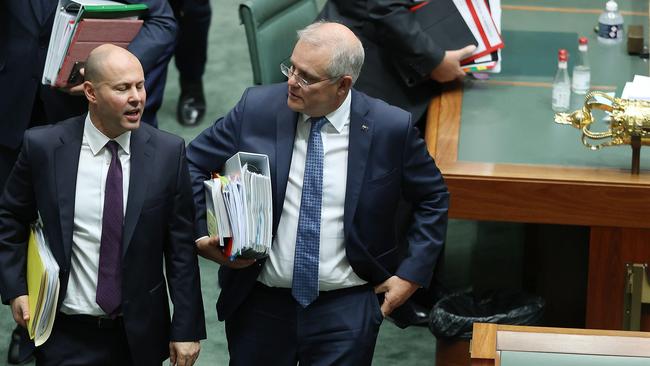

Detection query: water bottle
xmin=552 ymin=49 xmax=570 ymax=112
xmin=572 ymin=37 xmax=591 ymax=94
xmin=598 ymin=0 xmax=624 ymax=44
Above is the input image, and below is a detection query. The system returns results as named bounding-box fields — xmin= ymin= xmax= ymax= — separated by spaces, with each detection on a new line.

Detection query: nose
xmin=127 ymin=85 xmax=143 ymax=104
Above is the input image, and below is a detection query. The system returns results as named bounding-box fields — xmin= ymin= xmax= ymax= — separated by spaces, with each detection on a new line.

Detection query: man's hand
xmin=58 ymin=68 xmax=85 ymax=96
xmin=169 ymin=341 xmax=200 ymax=366
xmin=10 ymin=295 xmax=29 ymax=328
xmin=195 ymin=236 xmax=256 ymax=269
xmin=374 ymin=276 xmax=420 ymax=317
xmin=430 ymin=44 xmax=477 ymax=83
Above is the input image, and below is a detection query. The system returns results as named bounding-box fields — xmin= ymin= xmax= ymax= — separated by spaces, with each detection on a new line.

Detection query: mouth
xmin=288 ymin=89 xmax=301 ymax=101
xmin=124 ymin=109 xmax=141 ymax=122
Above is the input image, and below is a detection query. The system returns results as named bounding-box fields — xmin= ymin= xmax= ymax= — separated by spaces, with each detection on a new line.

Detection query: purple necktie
xmin=96 ymin=141 xmax=123 ymax=316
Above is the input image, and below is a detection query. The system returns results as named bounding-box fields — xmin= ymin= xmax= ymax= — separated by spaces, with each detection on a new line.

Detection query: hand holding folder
xmin=43 ymin=0 xmax=148 ymax=88
xmin=25 ymin=220 xmax=60 ymax=347
xmin=204 ymin=152 xmax=272 ymax=261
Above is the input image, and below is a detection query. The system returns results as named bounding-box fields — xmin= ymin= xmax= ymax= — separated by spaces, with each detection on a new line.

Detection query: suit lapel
xmin=122 ymin=127 xmax=153 ymax=256
xmin=54 ymin=117 xmax=84 ymax=269
xmin=344 ymin=90 xmax=372 ymax=232
xmin=273 ymin=105 xmax=298 ymax=233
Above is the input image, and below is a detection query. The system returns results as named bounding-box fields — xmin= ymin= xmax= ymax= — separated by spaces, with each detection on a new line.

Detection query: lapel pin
xmin=361 ymin=124 xmax=369 ymax=132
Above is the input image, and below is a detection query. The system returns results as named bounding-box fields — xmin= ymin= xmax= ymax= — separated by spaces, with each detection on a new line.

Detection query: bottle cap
xmin=579 ymin=37 xmax=588 ymax=45
xmin=606 ymin=0 xmax=618 ymax=12
xmin=558 ymin=49 xmax=568 ymax=61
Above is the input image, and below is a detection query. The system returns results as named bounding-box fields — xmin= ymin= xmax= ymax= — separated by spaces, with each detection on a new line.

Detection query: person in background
xmin=186 ymin=21 xmax=449 ymax=365
xmin=319 ymin=0 xmax=476 ymax=129
xmin=0 ymin=44 xmax=205 ymax=366
xmin=169 ymin=0 xmax=212 ymax=126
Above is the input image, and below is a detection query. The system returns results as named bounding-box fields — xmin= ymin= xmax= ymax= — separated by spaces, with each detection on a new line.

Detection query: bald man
xmin=187 ymin=22 xmax=448 ymax=365
xmin=0 ymin=45 xmax=206 ymax=366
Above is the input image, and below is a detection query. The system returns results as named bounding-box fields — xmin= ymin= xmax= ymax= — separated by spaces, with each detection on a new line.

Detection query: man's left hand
xmin=169 ymin=341 xmax=200 ymax=366
xmin=374 ymin=276 xmax=420 ymax=317
xmin=58 ymin=68 xmax=85 ymax=96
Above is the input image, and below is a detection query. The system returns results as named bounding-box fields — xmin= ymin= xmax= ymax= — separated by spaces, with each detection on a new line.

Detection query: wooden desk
xmin=425 ymin=1 xmax=650 ymax=330
xmin=470 ymin=322 xmax=650 ymax=366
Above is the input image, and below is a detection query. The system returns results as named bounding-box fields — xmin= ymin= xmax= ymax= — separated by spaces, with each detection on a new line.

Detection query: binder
xmin=42 ymin=0 xmax=148 ymax=87
xmin=26 ymin=221 xmax=60 ymax=347
xmin=204 ymin=152 xmax=272 ymax=260
xmin=395 ymin=0 xmax=504 ymax=85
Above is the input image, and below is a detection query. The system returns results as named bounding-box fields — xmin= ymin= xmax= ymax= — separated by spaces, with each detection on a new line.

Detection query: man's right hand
xmin=10 ymin=295 xmax=29 ymax=328
xmin=195 ymin=236 xmax=256 ymax=269
xmin=430 ymin=44 xmax=477 ymax=83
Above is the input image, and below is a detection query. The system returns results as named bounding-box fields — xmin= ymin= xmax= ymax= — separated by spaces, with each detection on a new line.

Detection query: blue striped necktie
xmin=292 ymin=117 xmax=328 ymax=307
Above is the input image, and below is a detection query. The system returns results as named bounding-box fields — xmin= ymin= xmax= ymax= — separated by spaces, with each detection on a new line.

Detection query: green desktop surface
xmin=500 ymin=351 xmax=650 ymax=366
xmin=458 ymin=0 xmax=649 ymax=170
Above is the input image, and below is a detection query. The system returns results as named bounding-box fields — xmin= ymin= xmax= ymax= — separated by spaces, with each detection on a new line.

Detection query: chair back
xmin=239 ymin=0 xmax=319 ymax=85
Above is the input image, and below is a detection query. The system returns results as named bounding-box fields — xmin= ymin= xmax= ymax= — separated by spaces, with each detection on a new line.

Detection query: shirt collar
xmin=84 ymin=114 xmax=131 ymax=156
xmin=301 ymin=91 xmax=351 ymax=133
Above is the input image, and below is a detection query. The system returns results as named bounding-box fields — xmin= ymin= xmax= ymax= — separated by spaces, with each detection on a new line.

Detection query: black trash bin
xmin=429 ymin=290 xmax=545 ymax=366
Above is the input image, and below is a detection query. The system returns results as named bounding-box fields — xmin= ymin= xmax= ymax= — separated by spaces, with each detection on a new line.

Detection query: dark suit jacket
xmin=0 ymin=0 xmax=177 ymax=151
xmin=319 ymin=0 xmax=445 ymax=122
xmin=0 ymin=116 xmax=206 ymax=364
xmin=186 ymin=83 xmax=449 ymax=321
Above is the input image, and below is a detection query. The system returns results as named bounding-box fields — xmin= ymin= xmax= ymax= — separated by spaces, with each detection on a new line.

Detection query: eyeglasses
xmin=280 ymin=60 xmax=341 ymax=89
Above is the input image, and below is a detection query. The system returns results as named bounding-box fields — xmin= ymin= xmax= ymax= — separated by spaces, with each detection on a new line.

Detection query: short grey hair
xmin=297 ymin=21 xmax=365 ymax=84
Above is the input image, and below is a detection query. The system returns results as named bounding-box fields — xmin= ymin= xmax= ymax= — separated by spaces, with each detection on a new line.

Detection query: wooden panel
xmin=471 ymin=323 xmax=650 ymax=365
xmin=442 ymin=169 xmax=650 ymax=228
xmin=497 ymin=331 xmax=650 ymax=357
xmin=586 ymin=227 xmax=650 ymax=330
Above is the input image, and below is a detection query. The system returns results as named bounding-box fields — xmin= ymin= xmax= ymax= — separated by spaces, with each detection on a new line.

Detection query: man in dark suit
xmin=319 ymin=0 xmax=476 ymax=126
xmin=187 ymin=22 xmax=448 ymax=365
xmin=0 ymin=45 xmax=205 ymax=366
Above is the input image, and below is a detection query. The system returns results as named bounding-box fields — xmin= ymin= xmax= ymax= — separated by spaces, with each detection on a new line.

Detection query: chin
xmin=121 ymin=120 xmax=141 ymax=131
xmin=287 ymin=97 xmax=304 ymax=113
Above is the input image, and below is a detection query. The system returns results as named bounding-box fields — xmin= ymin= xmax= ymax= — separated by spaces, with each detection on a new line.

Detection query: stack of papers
xmin=42 ymin=0 xmax=146 ymax=87
xmin=26 ymin=221 xmax=60 ymax=347
xmin=621 ymin=75 xmax=650 ymax=101
xmin=204 ymin=153 xmax=272 ymax=260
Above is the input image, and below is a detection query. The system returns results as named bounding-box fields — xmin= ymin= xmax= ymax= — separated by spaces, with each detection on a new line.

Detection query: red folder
xmin=54 ymin=18 xmax=143 ymax=88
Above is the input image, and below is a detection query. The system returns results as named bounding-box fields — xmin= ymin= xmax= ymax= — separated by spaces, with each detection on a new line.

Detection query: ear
xmin=83 ymin=81 xmax=97 ymax=104
xmin=337 ymin=75 xmax=353 ymax=97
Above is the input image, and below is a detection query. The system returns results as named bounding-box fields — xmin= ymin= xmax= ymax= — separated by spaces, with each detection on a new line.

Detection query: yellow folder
xmin=25 ymin=223 xmax=60 ymax=347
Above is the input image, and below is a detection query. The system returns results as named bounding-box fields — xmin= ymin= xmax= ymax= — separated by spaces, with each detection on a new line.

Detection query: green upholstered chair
xmin=239 ymin=0 xmax=319 ymax=85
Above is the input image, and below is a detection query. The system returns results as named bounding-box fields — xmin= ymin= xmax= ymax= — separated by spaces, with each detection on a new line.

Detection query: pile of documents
xmin=621 ymin=75 xmax=650 ymax=101
xmin=26 ymin=220 xmax=60 ymax=347
xmin=42 ymin=0 xmax=147 ymax=87
xmin=204 ymin=152 xmax=272 ymax=260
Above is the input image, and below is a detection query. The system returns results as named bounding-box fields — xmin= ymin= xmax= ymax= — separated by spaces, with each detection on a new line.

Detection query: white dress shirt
xmin=258 ymin=92 xmax=366 ymax=290
xmin=61 ymin=115 xmax=131 ymax=316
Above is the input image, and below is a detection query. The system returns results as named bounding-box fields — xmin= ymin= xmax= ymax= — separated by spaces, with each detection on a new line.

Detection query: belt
xmin=57 ymin=312 xmax=123 ymax=329
xmin=255 ymin=282 xmax=371 ymax=299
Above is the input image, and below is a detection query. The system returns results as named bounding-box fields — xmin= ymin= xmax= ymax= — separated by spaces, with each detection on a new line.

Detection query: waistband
xmin=57 ymin=312 xmax=124 ymax=329
xmin=255 ymin=282 xmax=372 ymax=299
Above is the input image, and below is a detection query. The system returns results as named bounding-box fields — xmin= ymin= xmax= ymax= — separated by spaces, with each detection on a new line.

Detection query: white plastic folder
xmin=204 ymin=152 xmax=272 ymax=260
xmin=26 ymin=219 xmax=60 ymax=347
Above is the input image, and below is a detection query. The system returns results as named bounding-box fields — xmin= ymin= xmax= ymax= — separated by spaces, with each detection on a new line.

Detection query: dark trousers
xmin=35 ymin=313 xmax=134 ymax=366
xmin=173 ymin=0 xmax=212 ymax=82
xmin=226 ymin=283 xmax=383 ymax=366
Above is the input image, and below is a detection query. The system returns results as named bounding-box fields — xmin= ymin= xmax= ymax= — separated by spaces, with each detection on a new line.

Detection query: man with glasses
xmin=187 ymin=21 xmax=448 ymax=365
